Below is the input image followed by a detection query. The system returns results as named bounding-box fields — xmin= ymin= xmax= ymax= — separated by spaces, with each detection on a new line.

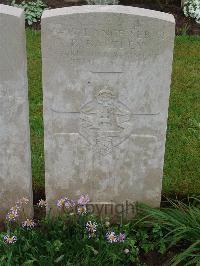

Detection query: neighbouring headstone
xmin=0 ymin=5 xmax=33 ymax=220
xmin=42 ymin=6 xmax=175 ymax=215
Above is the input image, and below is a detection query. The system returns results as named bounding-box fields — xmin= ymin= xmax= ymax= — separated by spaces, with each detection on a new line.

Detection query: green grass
xmin=163 ymin=35 xmax=200 ymax=197
xmin=27 ymin=29 xmax=44 ymax=192
xmin=26 ymin=29 xmax=200 ymax=197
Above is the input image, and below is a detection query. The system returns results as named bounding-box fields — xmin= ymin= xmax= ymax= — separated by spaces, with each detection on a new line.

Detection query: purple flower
xmin=10 ymin=205 xmax=21 ymax=213
xmin=3 ymin=235 xmax=17 ymax=244
xmin=65 ymin=199 xmax=76 ymax=209
xmin=22 ymin=218 xmax=36 ymax=229
xmin=57 ymin=197 xmax=76 ymax=209
xmin=6 ymin=210 xmax=19 ymax=222
xmin=118 ymin=232 xmax=126 ymax=243
xmin=16 ymin=197 xmax=29 ymax=206
xmin=56 ymin=198 xmax=66 ymax=208
xmin=86 ymin=221 xmax=98 ymax=233
xmin=106 ymin=231 xmax=118 ymax=243
xmin=77 ymin=194 xmax=90 ymax=205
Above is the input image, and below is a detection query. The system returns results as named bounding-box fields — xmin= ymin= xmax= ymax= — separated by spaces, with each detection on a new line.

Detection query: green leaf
xmin=23 ymin=259 xmax=38 ymax=265
xmin=54 ymin=255 xmax=65 ymax=263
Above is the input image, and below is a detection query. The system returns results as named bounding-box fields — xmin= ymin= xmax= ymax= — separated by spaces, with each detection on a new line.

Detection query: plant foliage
xmin=134 ymin=198 xmax=200 ymax=265
xmin=11 ymin=0 xmax=47 ymax=25
xmin=183 ymin=0 xmax=200 ymax=24
xmin=1 ymin=195 xmax=200 ymax=265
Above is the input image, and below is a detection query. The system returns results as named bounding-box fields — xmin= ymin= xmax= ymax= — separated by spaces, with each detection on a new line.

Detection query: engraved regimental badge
xmin=80 ymin=86 xmax=132 ymax=156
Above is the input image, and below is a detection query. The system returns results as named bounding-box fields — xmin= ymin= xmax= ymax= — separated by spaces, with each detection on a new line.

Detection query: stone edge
xmin=42 ymin=5 xmax=175 ymax=24
xmin=0 ymin=4 xmax=23 ymax=17
xmin=0 ymin=4 xmax=33 ymax=219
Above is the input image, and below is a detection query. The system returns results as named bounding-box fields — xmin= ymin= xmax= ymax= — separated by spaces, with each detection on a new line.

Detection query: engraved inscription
xmin=51 ymin=83 xmax=160 ymax=157
xmin=50 ymin=24 xmax=167 ymax=60
xmin=0 ymin=85 xmax=10 ymax=97
xmin=80 ymin=86 xmax=131 ymax=155
xmin=0 ymin=95 xmax=21 ymax=121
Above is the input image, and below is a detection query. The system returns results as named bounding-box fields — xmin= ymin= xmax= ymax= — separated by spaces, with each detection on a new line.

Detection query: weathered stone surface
xmin=0 ymin=5 xmax=33 ymax=220
xmin=42 ymin=6 xmax=175 ymax=213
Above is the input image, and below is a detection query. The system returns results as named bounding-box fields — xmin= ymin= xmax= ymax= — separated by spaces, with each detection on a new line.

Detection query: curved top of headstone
xmin=42 ymin=5 xmax=175 ymax=23
xmin=0 ymin=4 xmax=23 ymax=17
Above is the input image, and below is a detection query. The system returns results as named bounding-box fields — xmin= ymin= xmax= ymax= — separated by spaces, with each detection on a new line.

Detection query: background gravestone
xmin=0 ymin=5 xmax=33 ymax=220
xmin=42 ymin=6 xmax=175 ymax=212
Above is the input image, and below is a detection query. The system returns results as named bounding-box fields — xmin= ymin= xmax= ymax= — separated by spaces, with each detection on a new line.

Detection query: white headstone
xmin=0 ymin=5 xmax=33 ymax=220
xmin=42 ymin=6 xmax=175 ymax=213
